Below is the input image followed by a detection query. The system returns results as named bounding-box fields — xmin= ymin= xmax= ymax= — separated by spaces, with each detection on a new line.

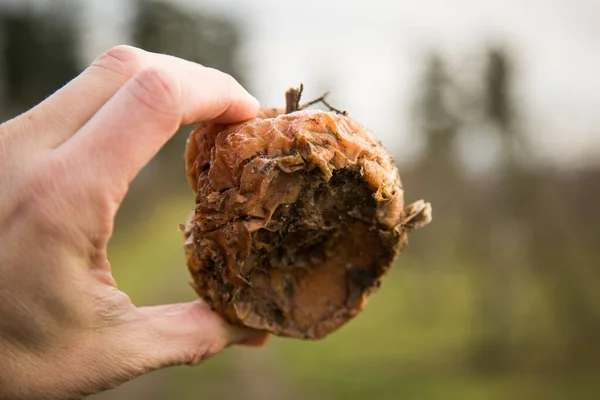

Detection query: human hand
xmin=0 ymin=45 xmax=267 ymax=400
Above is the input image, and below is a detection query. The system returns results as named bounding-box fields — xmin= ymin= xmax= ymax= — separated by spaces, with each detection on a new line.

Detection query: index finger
xmin=6 ymin=45 xmax=254 ymax=151
xmin=58 ymin=62 xmax=259 ymax=202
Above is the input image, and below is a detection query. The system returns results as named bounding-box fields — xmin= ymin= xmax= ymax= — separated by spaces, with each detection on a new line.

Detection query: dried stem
xmin=317 ymin=97 xmax=348 ymax=116
xmin=285 ymin=83 xmax=348 ymax=116
xmin=285 ymin=83 xmax=304 ymax=113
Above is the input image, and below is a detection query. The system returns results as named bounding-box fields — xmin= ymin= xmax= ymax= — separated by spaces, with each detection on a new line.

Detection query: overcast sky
xmin=7 ymin=0 xmax=600 ymax=169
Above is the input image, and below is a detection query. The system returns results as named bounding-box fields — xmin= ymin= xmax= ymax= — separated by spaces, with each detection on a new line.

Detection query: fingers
xmin=4 ymin=45 xmax=257 ymax=153
xmin=128 ymin=301 xmax=267 ymax=368
xmin=59 ymin=62 xmax=258 ymax=201
xmin=5 ymin=45 xmax=148 ymax=150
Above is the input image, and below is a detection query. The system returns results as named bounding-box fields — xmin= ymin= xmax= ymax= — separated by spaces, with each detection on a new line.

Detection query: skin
xmin=0 ymin=45 xmax=268 ymax=400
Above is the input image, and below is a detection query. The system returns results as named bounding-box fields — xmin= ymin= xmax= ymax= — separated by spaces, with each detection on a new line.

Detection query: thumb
xmin=123 ymin=300 xmax=268 ymax=368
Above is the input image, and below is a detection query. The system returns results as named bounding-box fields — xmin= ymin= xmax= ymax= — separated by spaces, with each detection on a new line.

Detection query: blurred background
xmin=1 ymin=0 xmax=600 ymax=398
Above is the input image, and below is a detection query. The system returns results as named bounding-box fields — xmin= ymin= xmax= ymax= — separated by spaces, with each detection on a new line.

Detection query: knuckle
xmin=0 ymin=119 xmax=29 ymax=170
xmin=4 ymin=153 xmax=117 ymax=255
xmin=90 ymin=45 xmax=145 ymax=78
xmin=128 ymin=68 xmax=182 ymax=120
xmin=206 ymin=67 xmax=235 ymax=83
xmin=0 ymin=126 xmax=10 ymax=167
xmin=14 ymin=171 xmax=62 ymax=233
xmin=21 ymin=157 xmax=116 ymax=248
xmin=202 ymin=68 xmax=237 ymax=112
xmin=207 ymin=68 xmax=239 ymax=94
xmin=183 ymin=340 xmax=223 ymax=366
xmin=19 ymin=157 xmax=69 ymax=209
xmin=94 ymin=289 xmax=132 ymax=324
xmin=21 ymin=160 xmax=60 ymax=203
xmin=21 ymin=155 xmax=88 ymax=213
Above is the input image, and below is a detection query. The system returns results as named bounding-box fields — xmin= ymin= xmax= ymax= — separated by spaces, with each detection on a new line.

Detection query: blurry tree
xmin=0 ymin=1 xmax=80 ymax=120
xmin=469 ymin=47 xmax=530 ymax=372
xmin=529 ymin=168 xmax=600 ymax=370
xmin=406 ymin=52 xmax=467 ymax=264
xmin=132 ymin=0 xmax=244 ymax=80
xmin=412 ymin=53 xmax=462 ymax=164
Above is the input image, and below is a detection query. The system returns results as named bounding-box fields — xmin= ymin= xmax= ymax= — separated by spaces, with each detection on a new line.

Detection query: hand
xmin=0 ymin=45 xmax=268 ymax=400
